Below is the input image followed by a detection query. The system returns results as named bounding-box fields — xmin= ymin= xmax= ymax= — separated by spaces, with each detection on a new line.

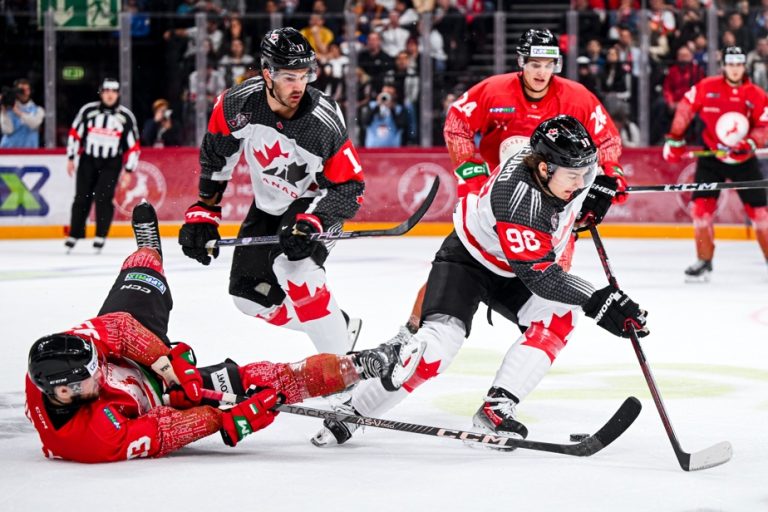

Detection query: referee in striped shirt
xmin=65 ymin=78 xmax=140 ymax=252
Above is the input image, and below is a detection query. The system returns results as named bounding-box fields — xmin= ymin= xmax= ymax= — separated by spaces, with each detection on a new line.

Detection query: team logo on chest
xmin=254 ymin=139 xmax=309 ymax=188
xmin=715 ymin=111 xmax=749 ymax=146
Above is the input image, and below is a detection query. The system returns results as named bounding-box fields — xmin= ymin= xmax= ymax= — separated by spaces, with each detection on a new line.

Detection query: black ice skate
xmin=64 ymin=237 xmax=77 ymax=253
xmin=684 ymin=259 xmax=712 ymax=283
xmin=132 ymin=200 xmax=162 ymax=256
xmin=352 ymin=337 xmax=426 ymax=392
xmin=472 ymin=387 xmax=529 ymax=450
xmin=310 ymin=398 xmax=361 ymax=447
xmin=93 ymin=237 xmax=106 ymax=253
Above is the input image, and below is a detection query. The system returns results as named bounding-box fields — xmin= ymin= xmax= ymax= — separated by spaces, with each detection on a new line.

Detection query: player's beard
xmin=271 ymin=84 xmax=304 ymax=111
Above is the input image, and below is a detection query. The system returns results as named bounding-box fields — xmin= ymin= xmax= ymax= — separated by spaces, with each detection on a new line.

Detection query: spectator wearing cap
xmin=64 ymin=78 xmax=140 ymax=253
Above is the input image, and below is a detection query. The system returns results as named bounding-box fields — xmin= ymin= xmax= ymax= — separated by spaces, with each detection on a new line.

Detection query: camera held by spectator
xmin=0 ymin=79 xmax=45 ymax=149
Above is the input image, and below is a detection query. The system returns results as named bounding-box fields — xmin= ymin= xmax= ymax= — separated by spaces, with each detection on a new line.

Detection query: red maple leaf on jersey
xmin=286 ymin=281 xmax=331 ymax=322
xmin=254 ymin=140 xmax=289 ymax=168
xmin=402 ymin=358 xmax=440 ymax=393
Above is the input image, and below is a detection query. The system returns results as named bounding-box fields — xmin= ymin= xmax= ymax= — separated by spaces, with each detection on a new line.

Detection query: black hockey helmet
xmin=722 ymin=46 xmax=746 ymax=65
xmin=530 ymin=115 xmax=597 ymax=174
xmin=516 ymin=29 xmax=562 ymax=73
xmin=28 ymin=334 xmax=99 ymax=396
xmin=260 ymin=27 xmax=317 ymax=80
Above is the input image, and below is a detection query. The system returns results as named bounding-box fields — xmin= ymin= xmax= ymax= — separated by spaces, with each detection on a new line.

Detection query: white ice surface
xmin=1 ymin=236 xmax=767 ymax=511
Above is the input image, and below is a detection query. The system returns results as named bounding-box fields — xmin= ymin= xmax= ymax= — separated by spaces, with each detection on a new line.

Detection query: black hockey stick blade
xmin=276 ymin=396 xmax=641 ymax=457
xmin=209 ymin=176 xmax=441 ymax=250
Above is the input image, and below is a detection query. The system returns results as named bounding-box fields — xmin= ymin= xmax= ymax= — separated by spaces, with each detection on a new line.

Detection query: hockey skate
xmin=341 ymin=310 xmax=362 ymax=351
xmin=684 ymin=259 xmax=712 ymax=283
xmin=471 ymin=387 xmax=529 ymax=451
xmin=132 ymin=200 xmax=162 ymax=256
xmin=64 ymin=237 xmax=77 ymax=253
xmin=93 ymin=237 xmax=106 ymax=253
xmin=311 ymin=337 xmax=426 ymax=447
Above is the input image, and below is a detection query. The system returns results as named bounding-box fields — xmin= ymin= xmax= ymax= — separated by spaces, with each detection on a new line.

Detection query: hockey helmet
xmin=722 ymin=46 xmax=746 ymax=65
xmin=516 ymin=29 xmax=562 ymax=73
xmin=28 ymin=334 xmax=100 ymax=397
xmin=530 ymin=115 xmax=597 ymax=182
xmin=260 ymin=27 xmax=317 ymax=81
xmin=98 ymin=77 xmax=120 ymax=93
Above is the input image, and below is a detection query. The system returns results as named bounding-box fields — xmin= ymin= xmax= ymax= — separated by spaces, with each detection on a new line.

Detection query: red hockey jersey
xmin=669 ymin=75 xmax=768 ymax=162
xmin=444 ymin=73 xmax=622 ymax=170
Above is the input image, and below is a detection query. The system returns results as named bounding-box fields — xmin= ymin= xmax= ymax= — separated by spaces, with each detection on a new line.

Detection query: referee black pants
xmin=69 ymin=155 xmax=123 ymax=238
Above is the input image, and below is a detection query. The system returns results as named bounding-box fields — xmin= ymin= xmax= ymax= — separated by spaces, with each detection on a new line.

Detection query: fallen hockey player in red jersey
xmin=25 ymin=201 xmax=424 ymax=463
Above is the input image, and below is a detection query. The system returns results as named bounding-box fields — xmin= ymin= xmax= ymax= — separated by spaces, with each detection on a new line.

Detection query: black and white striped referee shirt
xmin=66 ymin=101 xmax=140 ymax=170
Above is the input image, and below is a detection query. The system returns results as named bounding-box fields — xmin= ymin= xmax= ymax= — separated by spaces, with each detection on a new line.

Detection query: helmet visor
xmin=271 ymin=66 xmax=318 ymax=84
xmin=549 ymin=163 xmax=597 ymax=200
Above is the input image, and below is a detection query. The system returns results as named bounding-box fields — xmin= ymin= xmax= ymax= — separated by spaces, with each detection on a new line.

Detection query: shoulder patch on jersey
xmin=102 ymin=407 xmax=122 ymax=430
xmin=228 ymin=112 xmax=251 ymax=130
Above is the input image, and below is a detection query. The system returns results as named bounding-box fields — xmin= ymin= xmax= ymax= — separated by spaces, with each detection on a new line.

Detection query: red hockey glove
xmin=662 ymin=136 xmax=686 ymax=163
xmin=727 ymin=138 xmax=757 ymax=164
xmin=152 ymin=343 xmax=203 ymax=406
xmin=220 ymin=388 xmax=279 ymax=447
xmin=178 ymin=201 xmax=221 ymax=266
xmin=583 ymin=286 xmax=649 ymax=339
xmin=279 ymin=213 xmax=323 ymax=261
xmin=602 ymin=161 xmax=628 ymax=204
xmin=454 ymin=159 xmax=490 ymax=198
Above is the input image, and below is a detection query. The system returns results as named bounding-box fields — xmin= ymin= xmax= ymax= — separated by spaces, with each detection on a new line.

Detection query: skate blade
xmin=684 ymin=273 xmax=711 ymax=283
xmin=390 ymin=340 xmax=427 ymax=388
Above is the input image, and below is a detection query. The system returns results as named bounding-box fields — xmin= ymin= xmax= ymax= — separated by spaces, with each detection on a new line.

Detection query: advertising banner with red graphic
xmin=1 ymin=148 xmax=765 ymax=233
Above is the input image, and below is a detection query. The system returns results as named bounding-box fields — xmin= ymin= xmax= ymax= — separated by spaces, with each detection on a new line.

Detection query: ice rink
xmin=1 ymin=235 xmax=766 ymax=511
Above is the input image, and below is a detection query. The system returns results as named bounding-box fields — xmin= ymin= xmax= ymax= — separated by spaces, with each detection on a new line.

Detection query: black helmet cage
xmin=260 ymin=28 xmax=318 ymax=82
xmin=28 ymin=334 xmax=100 ymax=396
xmin=516 ymin=29 xmax=562 ymax=73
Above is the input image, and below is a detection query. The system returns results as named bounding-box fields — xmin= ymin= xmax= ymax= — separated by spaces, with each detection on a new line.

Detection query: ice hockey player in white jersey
xmin=178 ymin=28 xmax=365 ymax=356
xmin=313 ymin=115 xmax=649 ymax=447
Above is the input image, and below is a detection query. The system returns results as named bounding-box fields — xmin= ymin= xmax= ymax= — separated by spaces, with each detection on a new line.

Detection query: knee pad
xmin=691 ymin=197 xmax=717 ymax=221
xmin=232 ymin=295 xmax=290 ymax=326
xmin=120 ymin=248 xmax=163 ymax=274
xmin=521 ymin=321 xmax=570 ymax=363
xmin=745 ymin=205 xmax=768 ymax=227
xmin=402 ymin=314 xmax=465 ymax=392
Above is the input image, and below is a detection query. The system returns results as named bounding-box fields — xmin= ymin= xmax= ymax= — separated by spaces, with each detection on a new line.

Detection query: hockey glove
xmin=583 ymin=285 xmax=649 ymax=339
xmin=454 ymin=159 xmax=490 ymax=198
xmin=576 ymin=175 xmax=619 ymax=229
xmin=279 ymin=213 xmax=322 ymax=261
xmin=662 ymin=136 xmax=687 ymax=163
xmin=727 ymin=138 xmax=757 ymax=164
xmin=152 ymin=343 xmax=203 ymax=406
xmin=178 ymin=201 xmax=221 ymax=266
xmin=220 ymin=388 xmax=279 ymax=447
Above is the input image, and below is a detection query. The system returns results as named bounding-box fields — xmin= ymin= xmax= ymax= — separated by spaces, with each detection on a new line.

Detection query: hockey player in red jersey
xmin=398 ymin=29 xmax=628 ymax=334
xmin=178 ymin=27 xmax=365 ymax=355
xmin=25 ymin=202 xmax=423 ymax=463
xmin=662 ymin=46 xmax=768 ymax=281
xmin=312 ymin=116 xmax=649 ymax=447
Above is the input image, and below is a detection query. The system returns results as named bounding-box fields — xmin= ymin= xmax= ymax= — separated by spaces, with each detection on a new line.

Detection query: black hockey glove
xmin=279 ymin=213 xmax=323 ymax=261
xmin=178 ymin=201 xmax=221 ymax=266
xmin=583 ymin=285 xmax=649 ymax=339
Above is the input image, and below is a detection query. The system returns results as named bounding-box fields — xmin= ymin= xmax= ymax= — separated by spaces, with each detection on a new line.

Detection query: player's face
xmin=100 ymin=89 xmax=119 ymax=107
xmin=723 ymin=63 xmax=746 ymax=84
xmin=51 ymin=369 xmax=102 ymax=405
xmin=543 ymin=163 xmax=596 ymax=201
xmin=269 ymin=69 xmax=311 ymax=109
xmin=522 ymin=58 xmax=556 ymax=95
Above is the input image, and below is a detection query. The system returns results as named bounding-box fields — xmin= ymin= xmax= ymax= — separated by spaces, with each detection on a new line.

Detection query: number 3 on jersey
xmin=496 ymin=222 xmax=552 ymax=261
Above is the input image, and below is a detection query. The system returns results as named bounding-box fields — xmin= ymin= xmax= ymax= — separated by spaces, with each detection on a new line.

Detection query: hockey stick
xmin=206 ymin=176 xmax=441 ymax=250
xmin=587 ymin=224 xmax=733 ymax=471
xmin=626 ymin=178 xmax=768 ymax=194
xmin=687 ymin=148 xmax=768 ymax=159
xmin=199 ymin=388 xmax=641 ymax=458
